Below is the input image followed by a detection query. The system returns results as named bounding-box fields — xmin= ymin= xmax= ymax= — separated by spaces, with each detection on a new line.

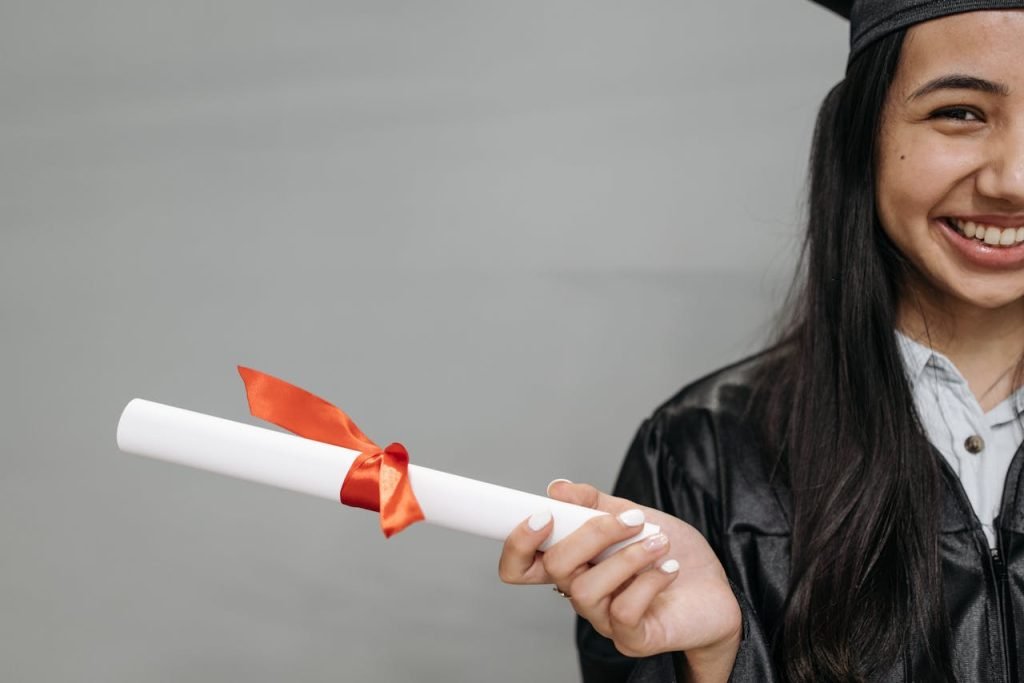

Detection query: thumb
xmin=546 ymin=479 xmax=629 ymax=513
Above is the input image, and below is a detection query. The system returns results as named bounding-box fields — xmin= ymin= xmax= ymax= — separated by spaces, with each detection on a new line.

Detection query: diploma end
xmin=116 ymin=398 xmax=146 ymax=452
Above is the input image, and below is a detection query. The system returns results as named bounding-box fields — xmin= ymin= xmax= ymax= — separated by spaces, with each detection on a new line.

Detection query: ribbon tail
xmin=238 ymin=366 xmax=379 ymax=452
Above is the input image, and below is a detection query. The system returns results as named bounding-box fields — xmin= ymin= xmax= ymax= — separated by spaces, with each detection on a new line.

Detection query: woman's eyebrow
xmin=907 ymin=74 xmax=1010 ymax=101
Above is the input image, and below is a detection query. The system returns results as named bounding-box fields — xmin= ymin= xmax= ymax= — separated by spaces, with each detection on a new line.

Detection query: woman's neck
xmin=897 ymin=284 xmax=1024 ymax=411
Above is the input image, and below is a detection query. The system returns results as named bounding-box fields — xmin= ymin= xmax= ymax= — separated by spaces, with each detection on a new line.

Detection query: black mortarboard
xmin=811 ymin=0 xmax=1024 ymax=61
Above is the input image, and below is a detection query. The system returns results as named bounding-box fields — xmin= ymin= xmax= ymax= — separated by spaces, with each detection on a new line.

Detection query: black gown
xmin=576 ymin=351 xmax=1023 ymax=682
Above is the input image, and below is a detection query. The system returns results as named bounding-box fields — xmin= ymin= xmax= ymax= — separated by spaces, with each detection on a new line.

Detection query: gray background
xmin=1 ymin=2 xmax=845 ymax=681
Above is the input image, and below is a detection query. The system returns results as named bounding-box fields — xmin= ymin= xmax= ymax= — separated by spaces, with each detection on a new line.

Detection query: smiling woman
xmin=878 ymin=12 xmax=1024 ymax=304
xmin=498 ymin=3 xmax=1024 ymax=682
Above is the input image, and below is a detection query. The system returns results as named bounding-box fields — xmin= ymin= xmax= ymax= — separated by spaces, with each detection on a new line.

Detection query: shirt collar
xmin=895 ymin=329 xmax=933 ymax=386
xmin=895 ymin=329 xmax=1024 ymax=425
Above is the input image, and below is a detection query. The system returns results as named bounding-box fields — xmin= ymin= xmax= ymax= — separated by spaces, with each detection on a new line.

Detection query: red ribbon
xmin=237 ymin=366 xmax=425 ymax=537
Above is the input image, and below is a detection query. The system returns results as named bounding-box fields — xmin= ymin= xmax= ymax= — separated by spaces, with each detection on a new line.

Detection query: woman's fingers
xmin=542 ymin=508 xmax=649 ymax=582
xmin=567 ymin=531 xmax=673 ymax=635
xmin=498 ymin=482 xmax=733 ymax=659
xmin=608 ymin=559 xmax=680 ymax=633
xmin=569 ymin=532 xmax=671 ymax=609
xmin=498 ymin=509 xmax=554 ymax=584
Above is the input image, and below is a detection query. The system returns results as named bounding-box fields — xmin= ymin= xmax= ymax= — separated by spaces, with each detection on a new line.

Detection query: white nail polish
xmin=546 ymin=478 xmax=572 ymax=496
xmin=617 ymin=509 xmax=645 ymax=527
xmin=528 ymin=509 xmax=552 ymax=531
xmin=643 ymin=533 xmax=668 ymax=551
xmin=659 ymin=559 xmax=680 ymax=574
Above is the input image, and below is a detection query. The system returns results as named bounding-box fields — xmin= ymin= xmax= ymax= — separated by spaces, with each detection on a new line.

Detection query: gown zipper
xmin=933 ymin=450 xmax=1017 ymax=682
xmin=993 ymin=527 xmax=1018 ymax=683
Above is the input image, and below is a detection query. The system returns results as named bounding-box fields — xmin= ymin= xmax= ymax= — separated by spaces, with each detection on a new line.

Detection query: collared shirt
xmin=896 ymin=331 xmax=1024 ymax=548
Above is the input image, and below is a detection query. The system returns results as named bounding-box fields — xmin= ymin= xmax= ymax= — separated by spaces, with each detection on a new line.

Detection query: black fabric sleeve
xmin=575 ymin=411 xmax=780 ymax=682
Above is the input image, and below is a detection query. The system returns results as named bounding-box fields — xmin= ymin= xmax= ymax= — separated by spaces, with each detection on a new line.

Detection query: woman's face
xmin=876 ymin=10 xmax=1024 ymax=311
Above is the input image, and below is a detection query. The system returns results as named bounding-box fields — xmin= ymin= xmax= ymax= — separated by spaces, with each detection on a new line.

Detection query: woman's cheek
xmin=917 ymin=143 xmax=980 ymax=193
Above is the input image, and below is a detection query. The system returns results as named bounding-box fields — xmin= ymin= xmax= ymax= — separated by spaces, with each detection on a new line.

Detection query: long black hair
xmin=761 ymin=28 xmax=957 ymax=681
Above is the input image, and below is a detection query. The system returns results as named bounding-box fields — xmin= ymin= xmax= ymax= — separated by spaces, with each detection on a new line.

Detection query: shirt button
xmin=964 ymin=435 xmax=985 ymax=454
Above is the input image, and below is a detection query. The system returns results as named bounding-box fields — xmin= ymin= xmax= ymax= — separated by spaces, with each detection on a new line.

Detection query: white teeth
xmin=950 ymin=218 xmax=1024 ymax=247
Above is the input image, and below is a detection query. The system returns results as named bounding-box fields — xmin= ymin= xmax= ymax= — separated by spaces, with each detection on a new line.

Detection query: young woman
xmin=499 ymin=3 xmax=1024 ymax=681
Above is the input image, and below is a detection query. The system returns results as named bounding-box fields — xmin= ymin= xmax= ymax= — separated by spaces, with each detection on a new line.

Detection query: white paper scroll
xmin=117 ymin=399 xmax=659 ymax=559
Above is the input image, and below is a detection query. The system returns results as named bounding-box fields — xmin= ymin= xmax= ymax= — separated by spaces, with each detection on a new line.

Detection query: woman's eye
xmin=931 ymin=107 xmax=983 ymax=122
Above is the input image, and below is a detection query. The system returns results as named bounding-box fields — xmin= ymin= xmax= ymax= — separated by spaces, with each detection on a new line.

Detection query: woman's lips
xmin=937 ymin=218 xmax=1024 ymax=270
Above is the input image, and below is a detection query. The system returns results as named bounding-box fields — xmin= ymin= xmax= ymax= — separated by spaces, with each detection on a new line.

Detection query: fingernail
xmin=643 ymin=533 xmax=668 ymax=551
xmin=527 ymin=509 xmax=552 ymax=531
xmin=617 ymin=509 xmax=645 ymax=527
xmin=546 ymin=478 xmax=572 ymax=496
xmin=659 ymin=559 xmax=680 ymax=574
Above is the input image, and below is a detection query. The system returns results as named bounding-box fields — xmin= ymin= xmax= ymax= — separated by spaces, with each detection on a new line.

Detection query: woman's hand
xmin=498 ymin=481 xmax=742 ymax=682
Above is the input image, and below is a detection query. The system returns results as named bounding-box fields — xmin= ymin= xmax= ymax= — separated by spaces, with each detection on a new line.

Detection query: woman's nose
xmin=976 ymin=125 xmax=1024 ymax=206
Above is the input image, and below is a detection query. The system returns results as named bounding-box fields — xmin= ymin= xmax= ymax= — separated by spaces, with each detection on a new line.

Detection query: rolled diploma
xmin=117 ymin=399 xmax=660 ymax=560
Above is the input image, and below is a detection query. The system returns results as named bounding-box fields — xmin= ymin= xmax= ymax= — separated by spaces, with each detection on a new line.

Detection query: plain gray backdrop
xmin=1 ymin=1 xmax=846 ymax=681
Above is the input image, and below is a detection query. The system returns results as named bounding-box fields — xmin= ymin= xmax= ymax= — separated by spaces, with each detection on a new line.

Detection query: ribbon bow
xmin=237 ymin=366 xmax=425 ymax=537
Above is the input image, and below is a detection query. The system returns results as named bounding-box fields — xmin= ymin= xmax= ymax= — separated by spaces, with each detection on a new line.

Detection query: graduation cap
xmin=810 ymin=0 xmax=1024 ymax=60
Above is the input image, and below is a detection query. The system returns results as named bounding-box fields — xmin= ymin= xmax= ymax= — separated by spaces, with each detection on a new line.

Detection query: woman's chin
xmin=948 ymin=282 xmax=1024 ymax=311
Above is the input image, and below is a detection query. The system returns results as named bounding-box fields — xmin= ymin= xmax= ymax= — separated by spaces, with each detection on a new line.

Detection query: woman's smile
xmin=935 ymin=216 xmax=1024 ymax=270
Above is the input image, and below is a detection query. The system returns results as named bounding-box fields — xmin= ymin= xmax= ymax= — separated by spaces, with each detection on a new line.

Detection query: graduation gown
xmin=576 ymin=351 xmax=1024 ymax=682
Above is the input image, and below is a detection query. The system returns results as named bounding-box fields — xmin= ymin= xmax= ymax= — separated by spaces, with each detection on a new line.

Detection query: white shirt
xmin=896 ymin=331 xmax=1024 ymax=548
